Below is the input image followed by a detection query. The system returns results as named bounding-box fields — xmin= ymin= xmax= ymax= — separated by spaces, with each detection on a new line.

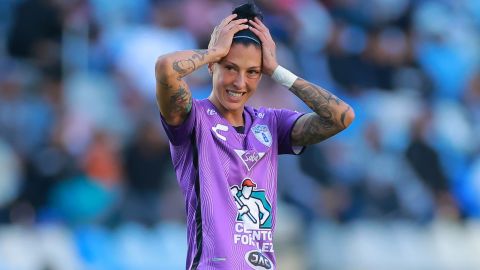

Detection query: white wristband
xmin=271 ymin=65 xmax=298 ymax=89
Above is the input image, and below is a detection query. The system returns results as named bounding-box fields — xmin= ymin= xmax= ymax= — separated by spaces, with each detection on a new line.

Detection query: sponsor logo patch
xmin=245 ymin=250 xmax=273 ymax=269
xmin=256 ymin=112 xmax=265 ymax=119
xmin=207 ymin=108 xmax=217 ymax=115
xmin=234 ymin=150 xmax=266 ymax=171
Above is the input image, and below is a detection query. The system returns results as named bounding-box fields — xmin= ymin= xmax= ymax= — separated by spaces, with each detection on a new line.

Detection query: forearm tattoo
xmin=172 ymin=59 xmax=196 ymax=79
xmin=290 ymin=78 xmax=352 ymax=145
xmin=171 ymin=49 xmax=211 ymax=80
xmin=191 ymin=49 xmax=210 ymax=62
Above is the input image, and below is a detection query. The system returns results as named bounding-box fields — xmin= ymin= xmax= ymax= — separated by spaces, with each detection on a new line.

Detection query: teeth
xmin=227 ymin=91 xmax=242 ymax=97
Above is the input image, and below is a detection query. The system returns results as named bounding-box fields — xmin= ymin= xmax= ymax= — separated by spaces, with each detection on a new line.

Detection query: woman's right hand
xmin=208 ymin=14 xmax=248 ymax=61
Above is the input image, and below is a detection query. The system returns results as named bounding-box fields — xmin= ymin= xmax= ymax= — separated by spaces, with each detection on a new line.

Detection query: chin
xmin=221 ymin=100 xmax=245 ymax=112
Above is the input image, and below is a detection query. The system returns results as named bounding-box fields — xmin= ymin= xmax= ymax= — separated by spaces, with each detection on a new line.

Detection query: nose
xmin=233 ymin=73 xmax=246 ymax=89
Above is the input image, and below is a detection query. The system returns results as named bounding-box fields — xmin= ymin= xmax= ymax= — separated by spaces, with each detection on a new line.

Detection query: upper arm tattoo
xmin=290 ymin=78 xmax=353 ymax=146
xmin=291 ymin=113 xmax=326 ymax=146
xmin=169 ymin=81 xmax=192 ymax=115
xmin=156 ymin=72 xmax=192 ymax=121
xmin=157 ymin=50 xmax=212 ymax=120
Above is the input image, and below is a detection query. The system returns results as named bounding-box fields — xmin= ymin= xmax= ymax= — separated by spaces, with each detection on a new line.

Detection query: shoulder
xmin=247 ymin=105 xmax=302 ymax=121
xmin=189 ymin=98 xmax=211 ymax=116
xmin=189 ymin=99 xmax=222 ymax=129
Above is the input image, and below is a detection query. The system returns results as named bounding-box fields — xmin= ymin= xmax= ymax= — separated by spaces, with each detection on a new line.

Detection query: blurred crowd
xmin=0 ymin=0 xmax=480 ymax=268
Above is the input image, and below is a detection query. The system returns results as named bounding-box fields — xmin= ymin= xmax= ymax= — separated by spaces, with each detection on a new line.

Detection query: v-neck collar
xmin=205 ymin=99 xmax=252 ymax=133
xmin=203 ymin=99 xmax=270 ymax=152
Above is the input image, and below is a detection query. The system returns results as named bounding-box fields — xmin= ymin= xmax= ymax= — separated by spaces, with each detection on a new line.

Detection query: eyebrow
xmin=222 ymin=60 xmax=261 ymax=70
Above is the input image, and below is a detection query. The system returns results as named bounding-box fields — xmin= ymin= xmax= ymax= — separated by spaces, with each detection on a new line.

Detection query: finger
xmin=221 ymin=18 xmax=246 ymax=35
xmin=230 ymin=18 xmax=248 ymax=25
xmin=249 ymin=19 xmax=268 ymax=34
xmin=219 ymin=14 xmax=238 ymax=28
xmin=226 ymin=18 xmax=248 ymax=29
xmin=228 ymin=23 xmax=249 ymax=34
xmin=253 ymin=17 xmax=269 ymax=31
xmin=249 ymin=21 xmax=274 ymax=44
xmin=248 ymin=25 xmax=268 ymax=43
xmin=248 ymin=22 xmax=269 ymax=40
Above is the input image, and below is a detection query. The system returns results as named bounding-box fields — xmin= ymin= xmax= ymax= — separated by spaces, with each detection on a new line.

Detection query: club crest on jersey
xmin=234 ymin=150 xmax=266 ymax=171
xmin=251 ymin=124 xmax=272 ymax=147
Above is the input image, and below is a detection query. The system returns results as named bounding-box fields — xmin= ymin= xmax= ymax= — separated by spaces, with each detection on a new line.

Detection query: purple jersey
xmin=161 ymin=99 xmax=304 ymax=269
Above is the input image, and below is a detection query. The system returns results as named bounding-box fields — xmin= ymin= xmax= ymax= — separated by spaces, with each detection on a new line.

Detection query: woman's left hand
xmin=249 ymin=17 xmax=278 ymax=76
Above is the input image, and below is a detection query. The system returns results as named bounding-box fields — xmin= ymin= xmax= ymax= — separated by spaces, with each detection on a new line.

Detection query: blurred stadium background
xmin=0 ymin=0 xmax=480 ymax=269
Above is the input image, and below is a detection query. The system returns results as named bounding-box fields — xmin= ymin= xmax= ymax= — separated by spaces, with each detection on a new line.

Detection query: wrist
xmin=265 ymin=64 xmax=278 ymax=76
xmin=208 ymin=47 xmax=226 ymax=62
xmin=271 ymin=65 xmax=298 ymax=89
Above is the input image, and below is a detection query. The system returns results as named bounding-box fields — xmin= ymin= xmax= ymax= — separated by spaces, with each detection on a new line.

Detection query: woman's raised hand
xmin=248 ymin=17 xmax=278 ymax=76
xmin=208 ymin=14 xmax=249 ymax=61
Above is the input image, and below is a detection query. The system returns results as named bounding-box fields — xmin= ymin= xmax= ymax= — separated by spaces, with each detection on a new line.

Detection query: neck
xmin=226 ymin=113 xmax=244 ymax=127
xmin=208 ymin=95 xmax=244 ymax=126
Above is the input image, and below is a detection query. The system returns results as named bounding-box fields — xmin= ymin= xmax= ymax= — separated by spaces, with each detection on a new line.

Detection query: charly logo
xmin=251 ymin=124 xmax=272 ymax=147
xmin=245 ymin=250 xmax=273 ymax=270
xmin=212 ymin=123 xmax=228 ymax=141
xmin=234 ymin=150 xmax=266 ymax=171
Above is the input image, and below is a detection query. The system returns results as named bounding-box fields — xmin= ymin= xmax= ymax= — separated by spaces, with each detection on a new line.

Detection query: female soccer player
xmin=155 ymin=3 xmax=354 ymax=269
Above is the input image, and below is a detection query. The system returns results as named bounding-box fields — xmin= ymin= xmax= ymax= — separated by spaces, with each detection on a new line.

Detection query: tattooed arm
xmin=155 ymin=14 xmax=248 ymax=126
xmin=250 ymin=18 xmax=355 ymax=146
xmin=249 ymin=17 xmax=354 ymax=146
xmin=289 ymin=78 xmax=355 ymax=146
xmin=155 ymin=49 xmax=218 ymax=126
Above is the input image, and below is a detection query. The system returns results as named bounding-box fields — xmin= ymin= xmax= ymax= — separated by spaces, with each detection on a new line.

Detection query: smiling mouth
xmin=227 ymin=90 xmax=245 ymax=97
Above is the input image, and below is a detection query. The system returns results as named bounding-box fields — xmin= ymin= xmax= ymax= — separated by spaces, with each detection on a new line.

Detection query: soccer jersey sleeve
xmin=274 ymin=108 xmax=305 ymax=155
xmin=160 ymin=99 xmax=197 ymax=146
